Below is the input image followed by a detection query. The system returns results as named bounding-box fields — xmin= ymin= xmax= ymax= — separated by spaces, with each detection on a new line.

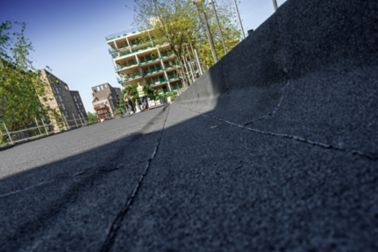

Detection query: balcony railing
xmin=117 ymin=72 xmax=143 ymax=84
xmin=127 ymin=73 xmax=143 ymax=81
xmin=116 ymin=62 xmax=139 ymax=71
xmin=139 ymin=56 xmax=160 ymax=66
xmin=105 ymin=29 xmax=137 ymax=41
xmin=160 ymin=52 xmax=176 ymax=59
xmin=165 ymin=65 xmax=175 ymax=71
xmin=130 ymin=40 xmax=152 ymax=50
xmin=143 ymin=66 xmax=163 ymax=77
xmin=111 ymin=50 xmax=133 ymax=59
xmin=108 ymin=48 xmax=117 ymax=53
xmin=168 ymin=75 xmax=180 ymax=82
xmin=111 ymin=46 xmax=156 ymax=59
xmin=150 ymin=77 xmax=168 ymax=87
xmin=117 ymin=78 xmax=124 ymax=85
xmin=165 ymin=64 xmax=181 ymax=72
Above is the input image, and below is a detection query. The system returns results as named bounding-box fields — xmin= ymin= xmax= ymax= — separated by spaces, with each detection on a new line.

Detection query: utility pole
xmin=272 ymin=0 xmax=278 ymax=11
xmin=209 ymin=0 xmax=227 ymax=55
xmin=231 ymin=0 xmax=245 ymax=39
xmin=192 ymin=0 xmax=218 ymax=64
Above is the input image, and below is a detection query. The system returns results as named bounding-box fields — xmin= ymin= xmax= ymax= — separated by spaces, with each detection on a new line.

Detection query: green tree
xmin=191 ymin=0 xmax=241 ymax=68
xmin=0 ymin=21 xmax=12 ymax=61
xmin=124 ymin=84 xmax=139 ymax=103
xmin=134 ymin=0 xmax=240 ymax=71
xmin=115 ymin=89 xmax=127 ymax=115
xmin=86 ymin=112 xmax=98 ymax=125
xmin=143 ymin=84 xmax=157 ymax=100
xmin=135 ymin=0 xmax=198 ymax=86
xmin=0 ymin=21 xmax=47 ymax=131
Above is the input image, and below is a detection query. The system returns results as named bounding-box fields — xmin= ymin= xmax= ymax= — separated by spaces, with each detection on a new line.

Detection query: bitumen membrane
xmin=0 ymin=0 xmax=377 ymax=251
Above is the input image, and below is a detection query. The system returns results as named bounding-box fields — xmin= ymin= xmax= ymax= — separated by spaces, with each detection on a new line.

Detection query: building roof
xmin=105 ymin=29 xmax=153 ymax=42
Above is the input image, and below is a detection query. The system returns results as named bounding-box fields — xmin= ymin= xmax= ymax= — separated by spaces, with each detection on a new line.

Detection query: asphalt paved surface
xmin=0 ymin=99 xmax=377 ymax=251
xmin=1 ymin=0 xmax=378 ymax=250
xmin=0 ymin=108 xmax=169 ymax=251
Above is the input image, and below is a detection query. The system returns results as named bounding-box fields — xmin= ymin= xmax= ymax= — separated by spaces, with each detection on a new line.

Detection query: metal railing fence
xmin=0 ymin=114 xmax=91 ymax=149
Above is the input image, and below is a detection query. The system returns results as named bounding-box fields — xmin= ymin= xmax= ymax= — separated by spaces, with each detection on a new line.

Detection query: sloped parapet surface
xmin=177 ymin=0 xmax=378 ymax=158
xmin=109 ymin=0 xmax=378 ymax=250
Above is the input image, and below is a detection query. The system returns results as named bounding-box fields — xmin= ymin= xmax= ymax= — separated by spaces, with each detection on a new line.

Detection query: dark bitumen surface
xmin=0 ymin=108 xmax=169 ymax=251
xmin=1 ymin=0 xmax=378 ymax=251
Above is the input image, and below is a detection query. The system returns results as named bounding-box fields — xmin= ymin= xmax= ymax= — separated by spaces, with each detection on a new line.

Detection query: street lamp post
xmin=192 ymin=0 xmax=218 ymax=64
xmin=208 ymin=0 xmax=227 ymax=55
xmin=231 ymin=0 xmax=245 ymax=39
xmin=190 ymin=42 xmax=204 ymax=75
xmin=272 ymin=0 xmax=278 ymax=11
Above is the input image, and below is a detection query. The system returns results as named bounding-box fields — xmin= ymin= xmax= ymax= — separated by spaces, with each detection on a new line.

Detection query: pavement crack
xmin=178 ymin=105 xmax=377 ymax=161
xmin=244 ymin=81 xmax=289 ymax=126
xmin=1 ymin=108 xmax=169 ymax=202
xmin=0 ymin=180 xmax=56 ymax=199
xmin=99 ymin=106 xmax=170 ymax=252
xmin=0 ymin=161 xmax=145 ymax=199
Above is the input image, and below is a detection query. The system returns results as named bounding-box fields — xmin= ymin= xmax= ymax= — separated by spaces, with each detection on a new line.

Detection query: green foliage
xmin=0 ymin=21 xmax=12 ymax=60
xmin=0 ymin=122 xmax=7 ymax=145
xmin=135 ymin=0 xmax=198 ymax=85
xmin=165 ymin=90 xmax=178 ymax=99
xmin=134 ymin=0 xmax=241 ymax=70
xmin=0 ymin=66 xmax=46 ymax=130
xmin=115 ymin=89 xmax=127 ymax=116
xmin=143 ymin=84 xmax=157 ymax=100
xmin=191 ymin=0 xmax=241 ymax=68
xmin=0 ymin=137 xmax=6 ymax=146
xmin=12 ymin=22 xmax=33 ymax=71
xmin=124 ymin=84 xmax=139 ymax=102
xmin=49 ymin=108 xmax=65 ymax=129
xmin=86 ymin=112 xmax=98 ymax=124
xmin=0 ymin=21 xmax=47 ymax=131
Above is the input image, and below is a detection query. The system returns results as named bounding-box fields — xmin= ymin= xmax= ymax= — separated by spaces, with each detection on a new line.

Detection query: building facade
xmin=70 ymin=90 xmax=87 ymax=122
xmin=91 ymin=83 xmax=121 ymax=121
xmin=106 ymin=29 xmax=185 ymax=94
xmin=39 ymin=69 xmax=86 ymax=132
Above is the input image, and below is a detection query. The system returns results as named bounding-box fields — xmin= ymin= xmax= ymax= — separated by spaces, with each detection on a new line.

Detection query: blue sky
xmin=1 ymin=0 xmax=286 ymax=112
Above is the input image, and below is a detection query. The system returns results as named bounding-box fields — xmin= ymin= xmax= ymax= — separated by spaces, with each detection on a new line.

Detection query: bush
xmin=165 ymin=91 xmax=178 ymax=100
xmin=86 ymin=112 xmax=98 ymax=124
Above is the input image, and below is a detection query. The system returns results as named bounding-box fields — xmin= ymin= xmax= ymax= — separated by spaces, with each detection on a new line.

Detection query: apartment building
xmin=70 ymin=90 xmax=87 ymax=122
xmin=106 ymin=29 xmax=185 ymax=94
xmin=39 ymin=69 xmax=86 ymax=132
xmin=91 ymin=83 xmax=121 ymax=121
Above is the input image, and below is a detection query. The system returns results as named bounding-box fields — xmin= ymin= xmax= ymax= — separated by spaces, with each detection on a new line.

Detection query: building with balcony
xmin=91 ymin=83 xmax=121 ymax=121
xmin=106 ymin=29 xmax=186 ymax=94
xmin=39 ymin=69 xmax=87 ymax=132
